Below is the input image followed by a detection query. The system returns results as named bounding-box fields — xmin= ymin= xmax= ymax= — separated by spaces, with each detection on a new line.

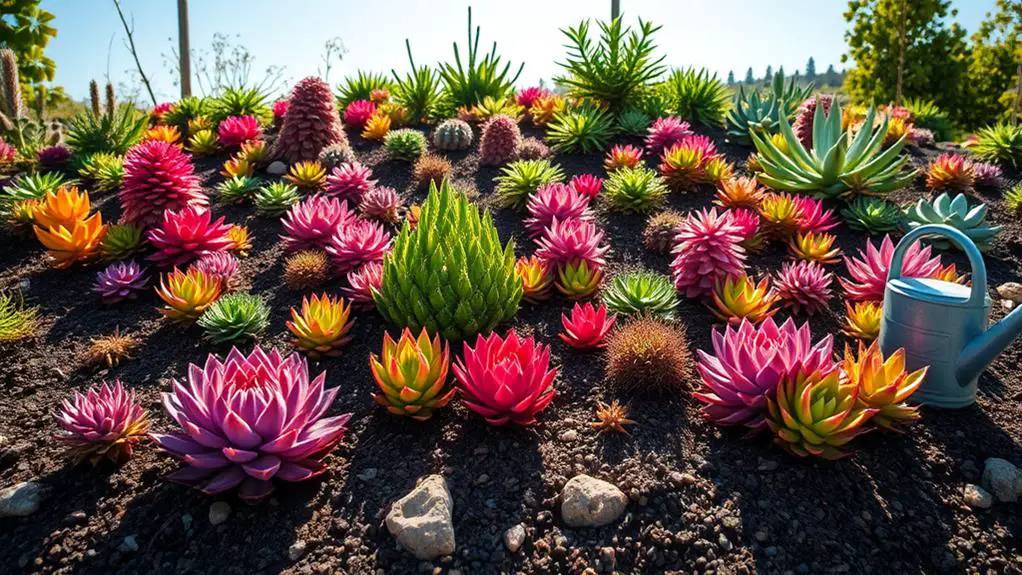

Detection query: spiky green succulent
xmin=903 ymin=192 xmax=1002 ymax=251
xmin=100 ymin=224 xmax=145 ymax=261
xmin=384 ymin=128 xmax=427 ymax=161
xmin=65 ymin=104 xmax=147 ymax=157
xmin=603 ymin=166 xmax=669 ymax=213
xmin=970 ymin=122 xmax=1022 ymax=169
xmin=373 ymin=179 xmax=521 ymax=340
xmin=903 ymin=98 xmax=952 ymax=142
xmin=217 ymin=176 xmax=261 ymax=204
xmin=197 ymin=293 xmax=269 ymax=344
xmin=616 ymin=107 xmax=652 ymax=135
xmin=209 ymin=87 xmax=271 ymax=125
xmin=750 ymin=99 xmax=916 ymax=199
xmin=840 ymin=196 xmax=903 ymax=234
xmin=601 ymin=271 xmax=679 ymax=319
xmin=77 ymin=152 xmax=124 ymax=192
xmin=0 ymin=172 xmax=75 ymax=214
xmin=545 ymin=104 xmax=616 ymax=153
xmin=657 ymin=67 xmax=730 ymax=127
xmin=0 ymin=290 xmax=37 ymax=342
xmin=337 ymin=70 xmax=397 ymax=107
xmin=254 ymin=182 xmax=300 ymax=216
xmin=725 ymin=71 xmax=812 ymax=144
xmin=494 ymin=159 xmax=565 ymax=210
xmin=1006 ymin=184 xmax=1022 ymax=212
xmin=163 ymin=96 xmax=212 ymax=132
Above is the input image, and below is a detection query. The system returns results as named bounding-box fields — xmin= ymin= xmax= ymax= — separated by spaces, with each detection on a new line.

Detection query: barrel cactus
xmin=432 ymin=118 xmax=473 ymax=151
xmin=373 ymin=179 xmax=521 ymax=340
xmin=903 ymin=192 xmax=1002 ymax=251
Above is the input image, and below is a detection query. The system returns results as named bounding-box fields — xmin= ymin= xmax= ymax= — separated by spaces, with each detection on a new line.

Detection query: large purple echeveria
xmin=151 ymin=347 xmax=352 ymax=503
xmin=93 ymin=260 xmax=148 ymax=304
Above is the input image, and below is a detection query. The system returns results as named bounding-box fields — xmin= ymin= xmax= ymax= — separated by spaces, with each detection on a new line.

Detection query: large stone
xmin=504 ymin=523 xmax=526 ymax=552
xmin=995 ymin=282 xmax=1022 ymax=303
xmin=560 ymin=474 xmax=627 ymax=528
xmin=0 ymin=481 xmax=47 ymax=517
xmin=962 ymin=483 xmax=993 ymax=509
xmin=385 ymin=475 xmax=455 ymax=560
xmin=266 ymin=161 xmax=287 ymax=175
xmin=209 ymin=501 xmax=231 ymax=526
xmin=982 ymin=458 xmax=1022 ymax=503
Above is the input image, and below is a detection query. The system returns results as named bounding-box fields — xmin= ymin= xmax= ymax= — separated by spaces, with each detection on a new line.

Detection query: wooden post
xmin=178 ymin=0 xmax=191 ymax=97
xmin=611 ymin=0 xmax=620 ymax=20
xmin=894 ymin=0 xmax=907 ymax=106
xmin=1012 ymin=62 xmax=1021 ymax=125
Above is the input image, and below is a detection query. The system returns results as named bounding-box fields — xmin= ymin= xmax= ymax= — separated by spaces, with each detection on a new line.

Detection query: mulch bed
xmin=1 ymin=123 xmax=1021 ymax=575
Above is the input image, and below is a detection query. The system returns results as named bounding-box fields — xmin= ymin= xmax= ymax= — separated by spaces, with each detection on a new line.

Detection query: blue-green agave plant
xmin=903 ymin=192 xmax=1002 ymax=251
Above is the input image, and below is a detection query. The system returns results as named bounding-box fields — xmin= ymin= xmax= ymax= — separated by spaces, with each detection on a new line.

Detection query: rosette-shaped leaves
xmin=342 ymin=262 xmax=383 ymax=307
xmin=925 ymin=153 xmax=974 ymax=191
xmin=774 ymin=260 xmax=833 ymax=315
xmin=286 ymin=293 xmax=355 ymax=357
xmin=556 ymin=260 xmax=603 ymax=299
xmin=147 ymin=207 xmax=234 ymax=268
xmin=841 ymin=196 xmax=903 ymax=234
xmin=373 ymin=180 xmax=521 ymax=340
xmin=325 ymin=161 xmax=377 ymax=203
xmin=55 ymin=381 xmax=150 ymax=465
xmin=840 ymin=235 xmax=942 ymax=301
xmin=603 ymin=166 xmax=669 ymax=213
xmin=843 ymin=341 xmax=926 ymax=431
xmin=569 ymin=174 xmax=604 ymax=198
xmin=670 ymin=208 xmax=746 ymax=298
xmin=120 ymin=140 xmax=206 ymax=228
xmin=695 ymin=318 xmax=835 ymax=432
xmin=359 ymin=186 xmax=402 ymax=224
xmin=714 ymin=176 xmax=765 ymax=210
xmin=534 ymin=217 xmax=610 ymax=272
xmin=903 ymin=192 xmax=1002 ymax=251
xmin=191 ymin=252 xmax=240 ymax=291
xmin=281 ymin=195 xmax=355 ymax=253
xmin=150 ymin=347 xmax=352 ymax=502
xmin=325 ymin=219 xmax=392 ymax=274
xmin=197 ymin=293 xmax=270 ymax=344
xmin=516 ymin=256 xmax=552 ymax=304
xmin=94 ymin=260 xmax=148 ymax=304
xmin=710 ymin=274 xmax=779 ymax=324
xmin=155 ymin=268 xmax=222 ymax=323
xmin=604 ymin=144 xmax=643 ymax=172
xmin=788 ymin=231 xmax=841 ymax=265
xmin=33 ymin=186 xmax=90 ymax=231
xmin=453 ymin=330 xmax=557 ymax=426
xmin=644 ymin=116 xmax=692 ymax=155
xmin=285 ymin=161 xmax=327 ymax=190
xmin=370 ymin=328 xmax=455 ymax=421
xmin=560 ymin=302 xmax=616 ymax=350
xmin=343 ymin=100 xmax=376 ymax=128
xmin=217 ymin=115 xmax=262 ymax=149
xmin=843 ymin=301 xmax=883 ymax=341
xmin=602 ymin=271 xmax=679 ymax=319
xmin=34 ymin=212 xmax=107 ymax=268
xmin=524 ymin=183 xmax=592 ymax=237
xmin=275 ymin=76 xmax=347 ymax=163
xmin=794 ymin=196 xmax=839 ymax=233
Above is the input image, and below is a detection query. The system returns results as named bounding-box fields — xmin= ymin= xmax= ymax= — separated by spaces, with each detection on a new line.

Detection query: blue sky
xmin=42 ymin=0 xmax=1000 ymax=103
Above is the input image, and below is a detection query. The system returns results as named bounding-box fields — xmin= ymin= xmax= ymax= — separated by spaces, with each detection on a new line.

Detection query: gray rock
xmin=558 ymin=429 xmax=578 ymax=442
xmin=267 ymin=161 xmax=287 ymax=175
xmin=757 ymin=458 xmax=778 ymax=472
xmin=118 ymin=535 xmax=138 ymax=553
xmin=996 ymin=282 xmax=1022 ymax=302
xmin=0 ymin=481 xmax=47 ymax=517
xmin=560 ymin=474 xmax=627 ymax=528
xmin=962 ymin=483 xmax=993 ymax=509
xmin=209 ymin=501 xmax=231 ymax=526
xmin=357 ymin=468 xmax=378 ymax=482
xmin=288 ymin=540 xmax=307 ymax=561
xmin=385 ymin=475 xmax=455 ymax=560
xmin=1002 ymin=299 xmax=1015 ymax=311
xmin=504 ymin=524 xmax=526 ymax=553
xmin=982 ymin=458 xmax=1022 ymax=503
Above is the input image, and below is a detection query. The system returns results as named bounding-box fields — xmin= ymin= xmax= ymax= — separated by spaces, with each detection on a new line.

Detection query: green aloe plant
xmin=602 ymin=271 xmax=679 ymax=319
xmin=749 ymin=99 xmax=916 ymax=199
xmin=903 ymin=192 xmax=1002 ymax=251
xmin=373 ymin=179 xmax=521 ymax=340
xmin=725 ymin=70 xmax=812 ymax=144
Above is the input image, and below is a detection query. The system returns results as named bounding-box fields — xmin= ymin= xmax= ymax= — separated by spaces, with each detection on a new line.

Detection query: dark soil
xmin=1 ymin=122 xmax=1021 ymax=575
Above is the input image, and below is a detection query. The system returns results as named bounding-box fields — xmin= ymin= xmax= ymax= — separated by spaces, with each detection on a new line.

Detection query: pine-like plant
xmin=274 ymin=77 xmax=347 ymax=163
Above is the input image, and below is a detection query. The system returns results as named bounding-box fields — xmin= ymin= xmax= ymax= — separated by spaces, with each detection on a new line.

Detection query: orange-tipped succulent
xmin=925 ymin=153 xmax=975 ymax=192
xmin=33 ymin=186 xmax=91 ymax=231
xmin=529 ymin=94 xmax=566 ymax=127
xmin=591 ymin=400 xmax=636 ymax=435
xmin=221 ymin=156 xmax=254 ymax=178
xmin=767 ymin=365 xmax=877 ymax=459
xmin=757 ymin=192 xmax=803 ymax=240
xmin=714 ymin=176 xmax=765 ymax=209
xmin=35 ymin=213 xmax=107 ymax=268
xmin=703 ymin=157 xmax=734 ymax=186
xmin=286 ymin=293 xmax=355 ymax=357
xmin=143 ymin=124 xmax=182 ymax=145
xmin=238 ymin=139 xmax=270 ymax=166
xmin=709 ymin=274 xmax=779 ymax=324
xmin=788 ymin=231 xmax=841 ymax=265
xmin=843 ymin=301 xmax=883 ymax=341
xmin=227 ymin=225 xmax=252 ymax=257
xmin=555 ymin=260 xmax=603 ymax=300
xmin=361 ymin=113 xmax=391 ymax=141
xmin=516 ymin=256 xmax=553 ymax=303
xmin=285 ymin=160 xmax=327 ymax=190
xmin=155 ymin=268 xmax=222 ymax=323
xmin=931 ymin=263 xmax=969 ymax=285
xmin=369 ymin=328 xmax=455 ymax=421
xmin=843 ymin=341 xmax=926 ymax=432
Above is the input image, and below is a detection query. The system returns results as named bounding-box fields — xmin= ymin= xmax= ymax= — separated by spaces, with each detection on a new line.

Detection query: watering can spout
xmin=956 ymin=305 xmax=1022 ymax=386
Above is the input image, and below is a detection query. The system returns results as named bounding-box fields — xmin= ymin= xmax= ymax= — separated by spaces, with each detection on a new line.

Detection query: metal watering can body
xmin=878 ymin=224 xmax=1022 ymax=408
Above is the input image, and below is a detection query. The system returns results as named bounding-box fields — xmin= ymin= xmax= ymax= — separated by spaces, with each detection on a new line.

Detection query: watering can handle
xmin=888 ymin=224 xmax=987 ymax=306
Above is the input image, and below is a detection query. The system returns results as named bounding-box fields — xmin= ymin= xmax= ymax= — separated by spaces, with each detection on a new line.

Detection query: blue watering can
xmin=879 ymin=224 xmax=1022 ymax=408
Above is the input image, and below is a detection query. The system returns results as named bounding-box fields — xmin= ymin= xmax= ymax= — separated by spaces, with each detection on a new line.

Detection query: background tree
xmin=727 ymin=70 xmax=735 ymax=85
xmin=806 ymin=57 xmax=817 ymax=80
xmin=744 ymin=67 xmax=754 ymax=84
xmin=764 ymin=65 xmax=773 ymax=82
xmin=0 ymin=0 xmax=59 ymax=114
xmin=962 ymin=0 xmax=1021 ymax=127
xmin=825 ymin=64 xmax=842 ymax=86
xmin=842 ymin=0 xmax=969 ymax=122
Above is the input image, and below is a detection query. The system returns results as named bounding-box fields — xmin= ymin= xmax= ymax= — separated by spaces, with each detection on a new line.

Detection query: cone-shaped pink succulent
xmin=93 ymin=260 xmax=148 ymax=304
xmin=794 ymin=196 xmax=839 ymax=233
xmin=774 ymin=260 xmax=834 ymax=315
xmin=359 ymin=185 xmax=402 ymax=224
xmin=325 ymin=161 xmax=377 ymax=203
xmin=150 ymin=347 xmax=352 ymax=503
xmin=453 ymin=330 xmax=558 ymax=426
xmin=146 ymin=206 xmax=234 ymax=268
xmin=645 ymin=116 xmax=693 ymax=155
xmin=275 ymin=76 xmax=347 ymax=163
xmin=217 ymin=115 xmax=262 ymax=149
xmin=190 ymin=252 xmax=240 ymax=290
xmin=792 ymin=95 xmax=834 ymax=149
xmin=280 ymin=194 xmax=356 ymax=253
xmin=120 ymin=140 xmax=206 ymax=228
xmin=325 ymin=219 xmax=392 ymax=274
xmin=342 ymin=261 xmax=383 ymax=307
xmin=670 ymin=208 xmax=747 ymax=298
xmin=524 ymin=183 xmax=592 ymax=238
xmin=840 ymin=234 xmax=942 ymax=302
xmin=694 ymin=318 xmax=835 ymax=432
xmin=569 ymin=174 xmax=604 ymax=198
xmin=56 ymin=380 xmax=150 ymax=465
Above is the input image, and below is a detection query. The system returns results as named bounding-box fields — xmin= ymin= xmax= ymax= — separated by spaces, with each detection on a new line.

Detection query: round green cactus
xmin=432 ymin=119 xmax=473 ymax=151
xmin=384 ymin=128 xmax=428 ymax=161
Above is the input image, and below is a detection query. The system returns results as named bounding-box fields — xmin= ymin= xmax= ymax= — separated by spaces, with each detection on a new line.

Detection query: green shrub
xmin=209 ymin=87 xmax=271 ymax=125
xmin=658 ymin=67 xmax=730 ymax=127
xmin=0 ymin=291 xmax=37 ymax=342
xmin=903 ymin=98 xmax=953 ymax=142
xmin=337 ymin=70 xmax=396 ymax=107
xmin=437 ymin=8 xmax=522 ymax=109
xmin=65 ymin=104 xmax=146 ymax=157
xmin=971 ymin=122 xmax=1022 ymax=169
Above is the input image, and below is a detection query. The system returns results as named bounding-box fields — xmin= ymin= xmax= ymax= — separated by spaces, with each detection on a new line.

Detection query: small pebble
xmin=289 ymin=541 xmax=308 ymax=561
xmin=209 ymin=501 xmax=231 ymax=526
xmin=558 ymin=429 xmax=578 ymax=442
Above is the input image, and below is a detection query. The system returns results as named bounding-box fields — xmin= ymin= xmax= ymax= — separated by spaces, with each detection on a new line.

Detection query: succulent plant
xmin=495 ymin=159 xmax=565 ymax=210
xmin=77 ymin=153 xmax=123 ymax=193
xmin=454 ymin=329 xmax=557 ymax=426
xmin=84 ymin=327 xmax=138 ymax=368
xmin=285 ymin=160 xmax=327 ymax=190
xmin=254 ymin=182 xmax=301 ymax=216
xmin=528 ymin=94 xmax=566 ymax=126
xmin=751 ymin=99 xmax=916 ymax=199
xmin=151 ymin=347 xmax=352 ymax=502
xmin=617 ymin=107 xmax=652 ymax=135
xmin=903 ymin=192 xmax=1002 ymax=251
xmin=606 ymin=316 xmax=691 ymax=394
xmin=217 ymin=115 xmax=261 ymax=149
xmin=840 ymin=196 xmax=902 ymax=234
xmin=840 ymin=235 xmax=942 ymax=302
xmin=658 ymin=135 xmax=719 ymax=190
xmin=970 ymin=121 xmax=1022 ymax=169
xmin=120 ymin=140 xmax=205 ymax=228
xmin=791 ymin=94 xmax=834 ymax=149
xmin=227 ymin=225 xmax=252 ymax=257
xmin=370 ymin=328 xmax=454 ymax=420
xmin=32 ymin=185 xmax=90 ymax=231
xmin=535 ymin=217 xmax=610 ymax=272
xmin=272 ymin=99 xmax=288 ymax=124
xmin=432 ymin=118 xmax=473 ymax=150
xmin=971 ymin=162 xmax=1004 ymax=189
xmin=338 ymin=70 xmax=395 ymax=107
xmin=710 ymin=274 xmax=779 ymax=324
xmin=602 ymin=271 xmax=679 ymax=319
xmin=209 ymin=87 xmax=272 ymax=125
xmin=186 ymin=129 xmax=219 ymax=156
xmin=794 ymin=196 xmax=839 ymax=233
xmin=283 ymin=250 xmax=330 ymax=291
xmin=555 ymin=259 xmax=603 ymax=299
xmin=55 ymin=381 xmax=150 ymax=466
xmin=343 ymin=100 xmax=376 ymax=128
xmin=146 ymin=207 xmax=234 ymax=268
xmin=843 ymin=301 xmax=883 ymax=340
xmin=516 ymin=255 xmax=553 ymax=304
xmin=325 ymin=161 xmax=376 ymax=203
xmin=695 ymin=317 xmax=834 ymax=432
xmin=546 ymin=104 xmax=616 ymax=153
xmin=216 ymin=175 xmax=260 ymax=204
xmin=238 ymin=140 xmax=270 ymax=167
xmin=728 ymin=208 xmax=766 ymax=252
xmin=286 ymin=293 xmax=354 ymax=357
xmin=659 ymin=67 xmax=730 ymax=127
xmin=384 ymin=128 xmax=427 ymax=161
xmin=191 ymin=252 xmax=240 ymax=291
xmin=516 ymin=87 xmax=549 ymax=109
xmin=925 ymin=153 xmax=975 ymax=191
xmin=358 ymin=186 xmax=402 ymax=224
xmin=317 ymin=142 xmax=356 ymax=169
xmin=642 ymin=210 xmax=684 ymax=254
xmin=326 ymin=219 xmax=392 ymax=274
xmin=788 ymin=231 xmax=841 ymax=265
xmin=37 ymin=145 xmax=71 ymax=169
xmin=670 ymin=208 xmax=746 ymax=298
xmin=518 ymin=137 xmax=551 ymax=160
xmin=360 ymin=113 xmax=391 ymax=140
xmin=479 ymin=114 xmax=522 ymax=165
xmin=560 ymin=302 xmax=616 ymax=350
xmin=604 ymin=144 xmax=643 ymax=172
xmin=843 ymin=341 xmax=926 ymax=431
xmin=156 ymin=268 xmax=222 ymax=323
xmin=725 ymin=71 xmax=811 ymax=144
xmin=603 ymin=166 xmax=669 ymax=213
xmin=524 ymin=184 xmax=592 ymax=238
xmin=591 ymin=400 xmax=636 ymax=434
xmin=568 ymin=174 xmax=603 ymax=199
xmin=275 ymin=77 xmax=347 ymax=163
xmin=374 ymin=181 xmax=521 ymax=340
xmin=221 ymin=156 xmax=254 ymax=179
xmin=197 ymin=293 xmax=269 ymax=344
xmin=97 ymin=223 xmax=143 ymax=262
xmin=773 ymin=260 xmax=833 ymax=315
xmin=0 ymin=290 xmax=36 ymax=342
xmin=645 ymin=116 xmax=693 ymax=155
xmin=714 ymin=176 xmax=765 ymax=210
xmin=413 ymin=153 xmax=452 ymax=189
xmin=1006 ymin=184 xmax=1022 ymax=212
xmin=33 ymin=207 xmax=107 ymax=268
xmin=94 ymin=261 xmax=148 ymax=304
